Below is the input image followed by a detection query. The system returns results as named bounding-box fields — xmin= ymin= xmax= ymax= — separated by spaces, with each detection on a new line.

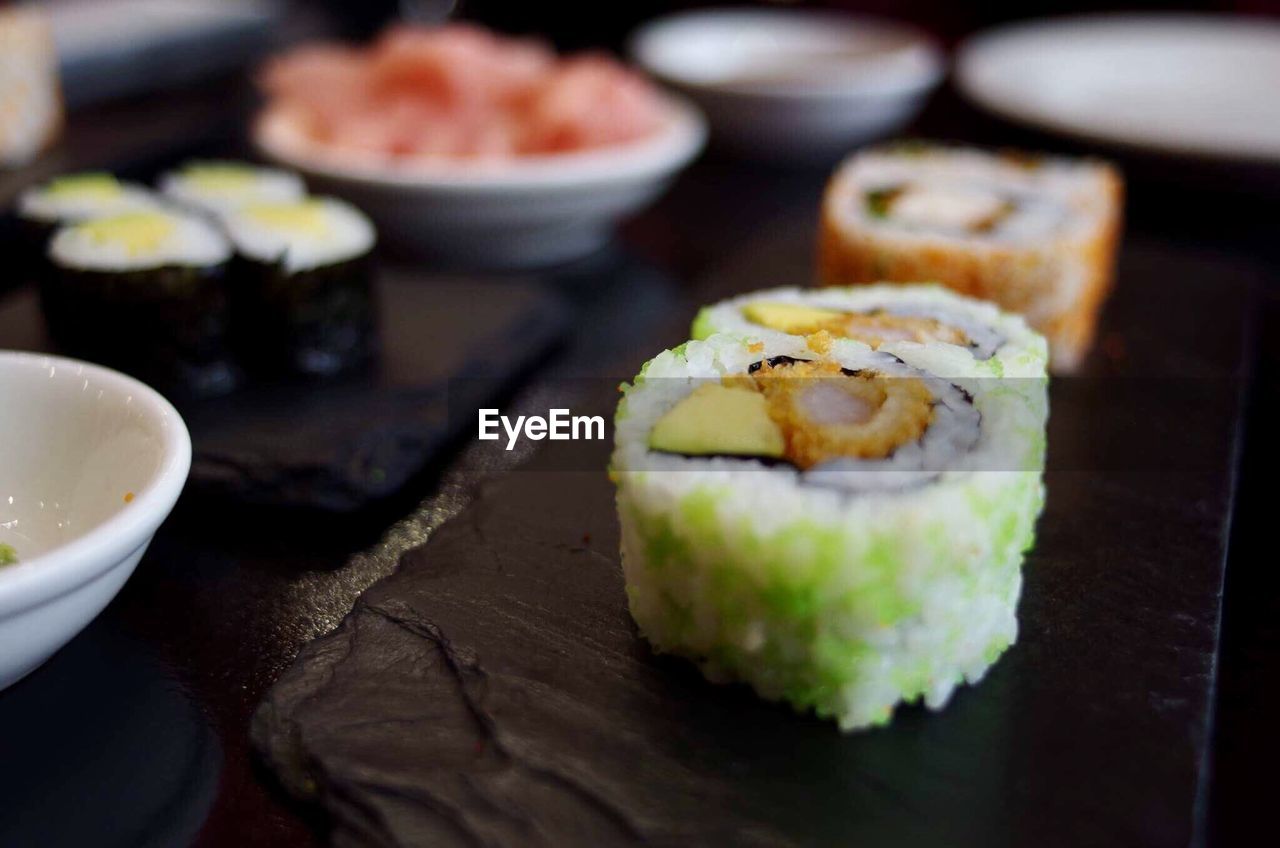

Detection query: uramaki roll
xmin=817 ymin=143 xmax=1122 ymax=372
xmin=611 ymin=332 xmax=1047 ymax=730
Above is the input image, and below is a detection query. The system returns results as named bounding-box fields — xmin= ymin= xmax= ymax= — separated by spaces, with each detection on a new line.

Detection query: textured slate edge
xmin=185 ymin=288 xmax=568 ymax=510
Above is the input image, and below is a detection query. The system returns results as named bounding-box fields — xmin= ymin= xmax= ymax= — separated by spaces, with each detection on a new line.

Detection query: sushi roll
xmin=158 ymin=160 xmax=306 ymax=217
xmin=612 ymin=332 xmax=1047 ymax=730
xmin=16 ymin=172 xmax=162 ymax=235
xmin=692 ymin=283 xmax=1048 ymax=382
xmin=42 ymin=209 xmax=237 ymax=396
xmin=817 ymin=143 xmax=1122 ymax=373
xmin=13 ymin=173 xmax=163 ymax=275
xmin=221 ymin=197 xmax=376 ymax=376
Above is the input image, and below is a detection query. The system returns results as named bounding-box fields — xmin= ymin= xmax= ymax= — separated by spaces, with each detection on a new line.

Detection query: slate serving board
xmin=251 ymin=233 xmax=1255 ymax=847
xmin=0 ymin=271 xmax=567 ymax=509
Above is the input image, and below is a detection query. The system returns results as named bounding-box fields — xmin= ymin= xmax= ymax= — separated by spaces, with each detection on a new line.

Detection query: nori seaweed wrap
xmin=221 ymin=197 xmax=377 ymax=377
xmin=42 ymin=209 xmax=237 ymax=397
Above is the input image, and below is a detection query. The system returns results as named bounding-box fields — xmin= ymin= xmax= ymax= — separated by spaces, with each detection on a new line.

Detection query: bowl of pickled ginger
xmin=253 ymin=24 xmax=706 ymax=267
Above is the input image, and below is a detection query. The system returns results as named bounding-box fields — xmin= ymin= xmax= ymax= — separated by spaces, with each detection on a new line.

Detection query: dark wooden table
xmin=0 ymin=72 xmax=1276 ymax=848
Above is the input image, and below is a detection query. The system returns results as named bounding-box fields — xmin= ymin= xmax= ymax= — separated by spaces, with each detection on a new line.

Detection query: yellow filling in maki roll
xmin=743 ymin=302 xmax=970 ymax=350
xmin=45 ymin=172 xmax=123 ymax=200
xmin=81 ymin=212 xmax=177 ymax=257
xmin=182 ymin=163 xmax=263 ymax=193
xmin=242 ymin=200 xmax=330 ymax=237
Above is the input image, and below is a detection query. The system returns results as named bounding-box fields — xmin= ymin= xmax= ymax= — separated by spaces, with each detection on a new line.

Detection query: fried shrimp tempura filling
xmin=729 ymin=360 xmax=934 ymax=469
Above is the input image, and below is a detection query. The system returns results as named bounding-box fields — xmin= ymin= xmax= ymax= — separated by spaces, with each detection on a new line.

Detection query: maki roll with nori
xmin=17 ymin=172 xmax=161 ymax=234
xmin=818 ymin=143 xmax=1122 ymax=373
xmin=42 ymin=209 xmax=237 ymax=396
xmin=158 ymin=160 xmax=306 ymax=217
xmin=221 ymin=197 xmax=376 ymax=377
xmin=612 ymin=331 xmax=1047 ymax=730
xmin=13 ymin=173 xmax=162 ymax=278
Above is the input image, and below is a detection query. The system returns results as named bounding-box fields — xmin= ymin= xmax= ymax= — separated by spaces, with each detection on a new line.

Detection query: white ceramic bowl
xmin=0 ymin=352 xmax=191 ymax=690
xmin=252 ymin=97 xmax=707 ymax=268
xmin=630 ymin=8 xmax=945 ymax=164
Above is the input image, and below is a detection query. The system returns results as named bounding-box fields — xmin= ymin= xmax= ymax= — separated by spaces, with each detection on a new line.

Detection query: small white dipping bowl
xmin=252 ymin=96 xmax=707 ymax=268
xmin=631 ymin=8 xmax=945 ymax=164
xmin=0 ymin=352 xmax=191 ymax=690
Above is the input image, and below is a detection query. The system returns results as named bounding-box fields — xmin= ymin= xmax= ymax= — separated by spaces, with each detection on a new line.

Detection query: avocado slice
xmin=742 ymin=301 xmax=846 ymax=334
xmin=649 ymin=384 xmax=785 ymax=458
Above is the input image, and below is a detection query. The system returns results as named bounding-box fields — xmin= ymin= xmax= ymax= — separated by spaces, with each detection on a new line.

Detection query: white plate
xmin=957 ymin=14 xmax=1280 ymax=163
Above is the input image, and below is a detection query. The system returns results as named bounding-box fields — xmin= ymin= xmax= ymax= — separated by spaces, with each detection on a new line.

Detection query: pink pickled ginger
xmin=259 ymin=24 xmax=667 ymax=161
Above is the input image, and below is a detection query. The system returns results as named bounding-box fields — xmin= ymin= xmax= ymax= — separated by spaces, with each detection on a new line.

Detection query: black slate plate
xmin=0 ymin=271 xmax=567 ymax=509
xmin=251 ymin=234 xmax=1255 ymax=847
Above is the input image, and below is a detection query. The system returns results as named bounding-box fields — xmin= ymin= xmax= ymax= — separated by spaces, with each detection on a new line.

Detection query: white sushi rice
xmin=49 ymin=209 xmax=231 ymax=272
xmin=612 ymin=333 xmax=1047 ymax=730
xmin=18 ymin=176 xmax=162 ymax=224
xmin=220 ymin=196 xmax=375 ymax=274
xmin=158 ymin=161 xmax=306 ymax=217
